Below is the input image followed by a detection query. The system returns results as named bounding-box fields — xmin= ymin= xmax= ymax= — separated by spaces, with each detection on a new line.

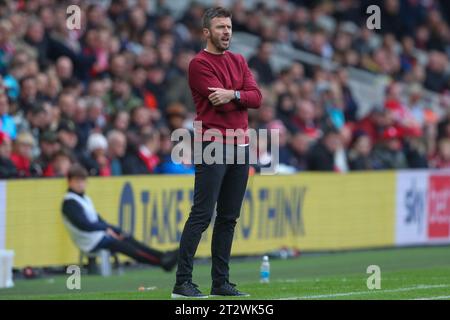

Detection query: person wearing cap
xmin=36 ymin=130 xmax=61 ymax=173
xmin=0 ymin=132 xmax=17 ymax=179
xmin=61 ymin=164 xmax=179 ymax=272
xmin=81 ymin=132 xmax=111 ymax=176
xmin=57 ymin=119 xmax=80 ymax=160
xmin=371 ymin=126 xmax=408 ymax=169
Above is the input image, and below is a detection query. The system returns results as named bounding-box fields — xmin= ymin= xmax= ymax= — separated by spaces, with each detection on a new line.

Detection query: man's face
xmin=355 ymin=135 xmax=372 ymax=156
xmin=112 ymin=80 xmax=129 ymax=97
xmin=205 ymin=17 xmax=232 ymax=52
xmin=16 ymin=141 xmax=33 ymax=159
xmin=324 ymin=133 xmax=340 ymax=153
xmin=58 ymin=130 xmax=78 ymax=149
xmin=259 ymin=43 xmax=272 ymax=61
xmin=59 ymin=95 xmax=77 ymax=117
xmin=21 ymin=78 xmax=37 ymax=99
xmin=110 ymin=137 xmax=126 ymax=157
xmin=54 ymin=156 xmax=72 ymax=176
xmin=40 ymin=141 xmax=60 ymax=158
xmin=30 ymin=111 xmax=48 ymax=129
xmin=68 ymin=177 xmax=87 ymax=194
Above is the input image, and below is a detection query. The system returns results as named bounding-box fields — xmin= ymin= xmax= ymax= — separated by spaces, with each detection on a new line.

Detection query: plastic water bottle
xmin=260 ymin=255 xmax=270 ymax=283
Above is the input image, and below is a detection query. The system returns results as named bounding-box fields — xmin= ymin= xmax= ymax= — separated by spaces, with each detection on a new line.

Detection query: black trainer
xmin=161 ymin=249 xmax=179 ymax=272
xmin=171 ymin=281 xmax=208 ymax=298
xmin=210 ymin=282 xmax=250 ymax=297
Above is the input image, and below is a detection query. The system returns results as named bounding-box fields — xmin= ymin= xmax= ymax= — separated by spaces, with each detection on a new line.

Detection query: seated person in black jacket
xmin=61 ymin=163 xmax=178 ymax=271
xmin=307 ymin=128 xmax=341 ymax=171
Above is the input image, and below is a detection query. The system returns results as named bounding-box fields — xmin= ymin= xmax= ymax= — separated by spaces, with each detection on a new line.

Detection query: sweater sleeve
xmin=62 ymin=199 xmax=109 ymax=232
xmin=238 ymin=56 xmax=263 ymax=109
xmin=97 ymin=214 xmax=120 ymax=232
xmin=189 ymin=58 xmax=238 ymax=113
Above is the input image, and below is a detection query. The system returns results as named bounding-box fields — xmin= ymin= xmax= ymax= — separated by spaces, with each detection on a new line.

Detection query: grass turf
xmin=1 ymin=246 xmax=450 ymax=300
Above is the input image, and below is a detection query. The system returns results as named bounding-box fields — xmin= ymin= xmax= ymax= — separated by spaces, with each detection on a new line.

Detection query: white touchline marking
xmin=413 ymin=295 xmax=450 ymax=300
xmin=279 ymin=284 xmax=450 ymax=300
xmin=276 ymin=276 xmax=450 ymax=284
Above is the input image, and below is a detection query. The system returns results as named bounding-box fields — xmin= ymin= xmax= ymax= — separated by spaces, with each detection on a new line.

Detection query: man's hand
xmin=106 ymin=227 xmax=124 ymax=240
xmin=208 ymin=87 xmax=235 ymax=106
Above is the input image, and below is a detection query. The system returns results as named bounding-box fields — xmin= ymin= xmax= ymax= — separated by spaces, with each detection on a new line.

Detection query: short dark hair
xmin=67 ymin=163 xmax=88 ymax=180
xmin=202 ymin=7 xmax=232 ymax=29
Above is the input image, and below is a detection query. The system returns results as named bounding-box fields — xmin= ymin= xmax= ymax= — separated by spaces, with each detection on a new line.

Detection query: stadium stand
xmin=0 ymin=0 xmax=450 ymax=177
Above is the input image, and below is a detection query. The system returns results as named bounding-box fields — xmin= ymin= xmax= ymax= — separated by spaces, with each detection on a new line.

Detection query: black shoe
xmin=161 ymin=249 xmax=179 ymax=272
xmin=171 ymin=281 xmax=208 ymax=298
xmin=210 ymin=282 xmax=250 ymax=297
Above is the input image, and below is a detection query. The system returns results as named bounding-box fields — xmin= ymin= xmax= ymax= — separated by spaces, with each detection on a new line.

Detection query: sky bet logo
xmin=404 ymin=179 xmax=425 ymax=234
xmin=117 ymin=182 xmax=306 ymax=246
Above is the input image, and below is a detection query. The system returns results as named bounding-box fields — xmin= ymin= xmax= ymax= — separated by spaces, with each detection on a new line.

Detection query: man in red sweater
xmin=172 ymin=7 xmax=262 ymax=298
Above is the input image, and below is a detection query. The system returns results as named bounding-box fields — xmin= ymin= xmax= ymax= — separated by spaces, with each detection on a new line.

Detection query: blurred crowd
xmin=1 ymin=0 xmax=450 ymax=179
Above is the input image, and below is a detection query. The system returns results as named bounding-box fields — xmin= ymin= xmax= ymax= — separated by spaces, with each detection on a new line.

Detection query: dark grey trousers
xmin=176 ymin=142 xmax=249 ymax=287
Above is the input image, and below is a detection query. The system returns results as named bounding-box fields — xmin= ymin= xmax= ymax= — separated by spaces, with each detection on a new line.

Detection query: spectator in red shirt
xmin=11 ymin=131 xmax=40 ymax=177
xmin=122 ymin=130 xmax=160 ymax=175
xmin=44 ymin=149 xmax=73 ymax=177
xmin=354 ymin=107 xmax=395 ymax=144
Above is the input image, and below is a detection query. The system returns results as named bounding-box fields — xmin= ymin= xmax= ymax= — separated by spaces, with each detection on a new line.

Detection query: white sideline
xmin=279 ymin=284 xmax=450 ymax=300
xmin=413 ymin=295 xmax=450 ymax=300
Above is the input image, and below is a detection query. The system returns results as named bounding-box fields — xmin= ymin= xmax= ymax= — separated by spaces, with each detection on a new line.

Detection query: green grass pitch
xmin=1 ymin=246 xmax=450 ymax=300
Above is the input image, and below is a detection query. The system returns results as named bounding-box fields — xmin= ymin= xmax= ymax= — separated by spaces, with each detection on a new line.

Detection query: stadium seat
xmin=78 ymin=250 xmax=120 ymax=277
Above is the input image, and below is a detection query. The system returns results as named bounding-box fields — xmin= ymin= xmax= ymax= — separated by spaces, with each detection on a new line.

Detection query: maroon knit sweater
xmin=188 ymin=49 xmax=262 ymax=144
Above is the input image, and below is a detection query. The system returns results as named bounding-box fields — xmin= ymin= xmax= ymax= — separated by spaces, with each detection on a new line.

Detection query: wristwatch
xmin=234 ymin=90 xmax=241 ymax=102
